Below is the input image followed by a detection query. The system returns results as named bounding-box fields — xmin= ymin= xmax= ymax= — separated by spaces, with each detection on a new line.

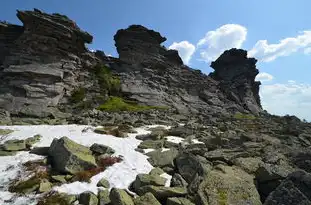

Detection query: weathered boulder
xmin=197 ymin=164 xmax=261 ymax=205
xmin=147 ymin=148 xmax=179 ymax=168
xmin=79 ymin=191 xmax=99 ymax=205
xmin=171 ymin=174 xmax=188 ymax=188
xmin=167 ymin=197 xmax=195 ymax=205
xmin=174 ymin=153 xmax=211 ymax=183
xmin=2 ymin=139 xmax=26 ymax=151
xmin=48 ymin=137 xmax=97 ymax=174
xmin=264 ymin=170 xmax=311 ymax=205
xmin=137 ymin=186 xmax=188 ymax=201
xmin=133 ymin=174 xmax=167 ymax=191
xmin=138 ymin=140 xmax=164 ymax=149
xmin=134 ymin=193 xmax=161 ymax=205
xmin=109 ymin=188 xmax=134 ymax=205
xmin=90 ymin=143 xmax=115 ymax=155
xmin=98 ymin=189 xmax=111 ymax=205
xmin=97 ymin=177 xmax=110 ymax=188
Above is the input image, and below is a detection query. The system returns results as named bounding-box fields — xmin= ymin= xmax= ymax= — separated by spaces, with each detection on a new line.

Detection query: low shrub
xmin=70 ymin=87 xmax=86 ymax=103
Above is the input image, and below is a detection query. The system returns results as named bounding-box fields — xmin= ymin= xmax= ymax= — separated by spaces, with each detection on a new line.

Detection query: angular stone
xmin=3 ymin=139 xmax=26 ymax=151
xmin=147 ymin=148 xmax=179 ymax=168
xmin=38 ymin=180 xmax=52 ymax=193
xmin=25 ymin=134 xmax=42 ymax=147
xmin=167 ymin=197 xmax=195 ymax=205
xmin=79 ymin=191 xmax=99 ymax=205
xmin=138 ymin=186 xmax=188 ymax=201
xmin=198 ymin=164 xmax=261 ymax=205
xmin=133 ymin=174 xmax=166 ymax=191
xmin=98 ymin=189 xmax=111 ymax=205
xmin=0 ymin=129 xmax=14 ymax=135
xmin=0 ymin=150 xmax=17 ymax=156
xmin=51 ymin=175 xmax=67 ymax=183
xmin=48 ymin=137 xmax=97 ymax=174
xmin=149 ymin=167 xmax=165 ymax=176
xmin=109 ymin=188 xmax=134 ymax=205
xmin=90 ymin=143 xmax=115 ymax=155
xmin=97 ymin=177 xmax=110 ymax=188
xmin=138 ymin=140 xmax=164 ymax=149
xmin=171 ymin=174 xmax=188 ymax=188
xmin=134 ymin=193 xmax=161 ymax=205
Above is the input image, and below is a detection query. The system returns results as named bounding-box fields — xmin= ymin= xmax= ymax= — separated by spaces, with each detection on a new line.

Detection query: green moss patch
xmin=0 ymin=129 xmax=14 ymax=135
xmin=70 ymin=87 xmax=86 ymax=103
xmin=233 ymin=113 xmax=256 ymax=120
xmin=94 ymin=64 xmax=121 ymax=95
xmin=98 ymin=96 xmax=167 ymax=112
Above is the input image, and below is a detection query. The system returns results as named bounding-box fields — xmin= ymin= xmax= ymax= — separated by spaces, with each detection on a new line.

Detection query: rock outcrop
xmin=210 ymin=49 xmax=262 ymax=114
xmin=0 ymin=9 xmax=264 ymax=124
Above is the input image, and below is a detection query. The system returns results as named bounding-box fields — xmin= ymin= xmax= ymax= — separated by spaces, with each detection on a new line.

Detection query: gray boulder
xmin=48 ymin=137 xmax=97 ymax=174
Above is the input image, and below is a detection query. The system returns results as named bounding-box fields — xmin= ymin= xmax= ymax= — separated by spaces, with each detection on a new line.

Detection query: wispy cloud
xmin=249 ymin=31 xmax=311 ymax=62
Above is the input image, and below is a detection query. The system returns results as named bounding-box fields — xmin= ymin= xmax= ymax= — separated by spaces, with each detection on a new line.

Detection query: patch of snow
xmin=191 ymin=139 xmax=204 ymax=144
xmin=0 ymin=124 xmax=170 ymax=203
xmin=165 ymin=136 xmax=184 ymax=144
xmin=143 ymin=148 xmax=155 ymax=154
xmin=160 ymin=173 xmax=172 ymax=187
xmin=161 ymin=148 xmax=171 ymax=152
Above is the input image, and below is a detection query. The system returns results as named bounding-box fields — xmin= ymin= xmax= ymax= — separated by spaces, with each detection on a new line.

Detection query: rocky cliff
xmin=0 ymin=9 xmax=263 ymax=124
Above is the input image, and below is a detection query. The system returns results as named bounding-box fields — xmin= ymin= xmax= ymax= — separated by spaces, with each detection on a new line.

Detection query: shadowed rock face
xmin=0 ymin=9 xmax=97 ymax=119
xmin=0 ymin=9 xmax=263 ymax=122
xmin=210 ymin=49 xmax=262 ymax=114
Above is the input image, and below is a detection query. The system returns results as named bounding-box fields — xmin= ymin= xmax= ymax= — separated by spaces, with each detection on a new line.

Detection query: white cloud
xmin=260 ymin=81 xmax=311 ymax=121
xmin=249 ymin=31 xmax=311 ymax=62
xmin=255 ymin=72 xmax=274 ymax=82
xmin=168 ymin=41 xmax=196 ymax=64
xmin=197 ymin=24 xmax=247 ymax=62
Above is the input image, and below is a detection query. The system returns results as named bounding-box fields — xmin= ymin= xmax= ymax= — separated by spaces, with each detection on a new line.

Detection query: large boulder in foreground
xmin=48 ymin=136 xmax=97 ymax=174
xmin=264 ymin=170 xmax=311 ymax=205
xmin=198 ymin=164 xmax=262 ymax=205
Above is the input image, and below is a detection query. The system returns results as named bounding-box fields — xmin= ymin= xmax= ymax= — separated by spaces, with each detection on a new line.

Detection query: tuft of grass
xmin=97 ymin=96 xmax=168 ymax=112
xmin=94 ymin=64 xmax=121 ymax=95
xmin=70 ymin=87 xmax=86 ymax=103
xmin=71 ymin=167 xmax=105 ymax=182
xmin=233 ymin=113 xmax=256 ymax=120
xmin=218 ymin=189 xmax=228 ymax=205
xmin=71 ymin=156 xmax=123 ymax=182
xmin=97 ymin=156 xmax=123 ymax=167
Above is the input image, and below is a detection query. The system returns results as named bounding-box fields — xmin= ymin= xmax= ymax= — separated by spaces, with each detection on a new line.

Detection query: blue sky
xmin=2 ymin=0 xmax=311 ymax=120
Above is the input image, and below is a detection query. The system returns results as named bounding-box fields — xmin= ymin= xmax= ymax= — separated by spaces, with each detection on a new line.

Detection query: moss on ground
xmin=0 ymin=129 xmax=14 ymax=135
xmin=233 ymin=113 xmax=256 ymax=120
xmin=97 ymin=96 xmax=168 ymax=112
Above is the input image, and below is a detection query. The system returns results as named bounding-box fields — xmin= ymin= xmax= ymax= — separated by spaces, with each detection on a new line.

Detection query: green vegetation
xmin=97 ymin=96 xmax=168 ymax=112
xmin=94 ymin=64 xmax=121 ymax=95
xmin=0 ymin=129 xmax=14 ymax=135
xmin=218 ymin=189 xmax=228 ymax=205
xmin=233 ymin=112 xmax=256 ymax=120
xmin=70 ymin=87 xmax=86 ymax=103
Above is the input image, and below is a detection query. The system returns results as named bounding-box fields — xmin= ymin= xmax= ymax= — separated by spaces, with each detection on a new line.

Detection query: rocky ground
xmin=0 ymin=8 xmax=311 ymax=205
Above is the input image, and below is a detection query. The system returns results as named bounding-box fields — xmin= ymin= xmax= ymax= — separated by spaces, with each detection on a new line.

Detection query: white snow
xmin=0 ymin=124 xmax=169 ymax=204
xmin=165 ymin=136 xmax=204 ymax=145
